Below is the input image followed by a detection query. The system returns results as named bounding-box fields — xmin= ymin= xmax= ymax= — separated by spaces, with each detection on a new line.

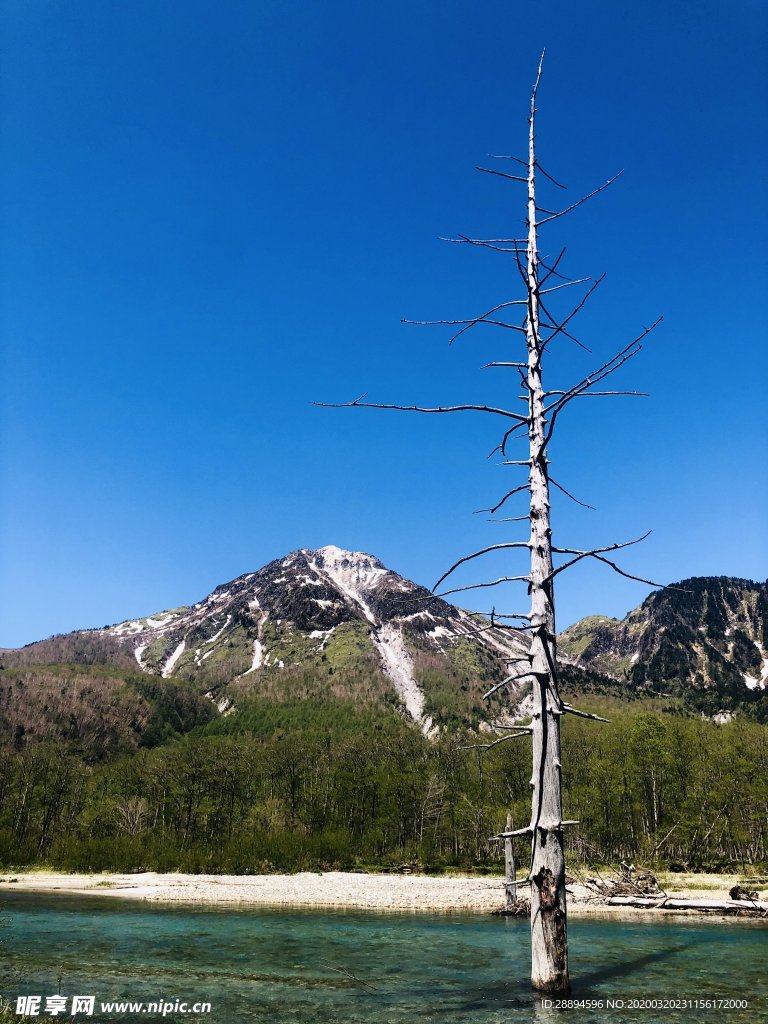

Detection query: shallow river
xmin=1 ymin=892 xmax=765 ymax=1023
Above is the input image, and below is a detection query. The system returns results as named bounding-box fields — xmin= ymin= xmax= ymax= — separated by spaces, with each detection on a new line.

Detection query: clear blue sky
xmin=1 ymin=0 xmax=766 ymax=647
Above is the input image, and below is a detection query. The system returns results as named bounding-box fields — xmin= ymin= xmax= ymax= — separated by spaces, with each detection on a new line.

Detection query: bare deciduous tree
xmin=318 ymin=52 xmax=664 ymax=993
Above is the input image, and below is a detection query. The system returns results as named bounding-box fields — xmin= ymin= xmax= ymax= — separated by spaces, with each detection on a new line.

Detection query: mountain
xmin=5 ymin=557 xmax=767 ymax=750
xmin=559 ymin=576 xmax=768 ymax=717
xmin=2 ymin=546 xmax=532 ymax=738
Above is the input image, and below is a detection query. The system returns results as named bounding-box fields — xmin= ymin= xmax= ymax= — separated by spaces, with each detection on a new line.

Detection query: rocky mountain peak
xmin=309 ymin=545 xmax=386 ymax=571
xmin=84 ymin=546 xmax=529 ymax=734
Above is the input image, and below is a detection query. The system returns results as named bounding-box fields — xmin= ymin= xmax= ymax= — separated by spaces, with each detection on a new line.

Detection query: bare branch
xmin=314 ymin=398 xmax=528 ymax=423
xmin=547 ymin=532 xmax=651 ymax=582
xmin=433 ymin=542 xmax=531 ymax=591
xmin=539 ymin=341 xmax=644 ymax=453
xmin=487 ymin=154 xmax=528 ymax=166
xmin=540 ymin=275 xmax=605 ymax=350
xmin=538 ymin=247 xmax=570 ymax=286
xmin=535 ymin=160 xmax=567 ymax=190
xmin=561 ymin=703 xmax=610 ymax=723
xmin=549 ymin=534 xmax=672 ymax=588
xmin=452 ymin=321 xmax=527 ymax=340
xmin=402 ymin=315 xmax=528 ymax=344
xmin=475 ymin=484 xmax=530 ymax=515
xmin=539 ymin=297 xmax=593 ymax=352
xmin=539 ymin=277 xmax=591 ymax=296
xmin=490 ymin=825 xmax=534 ymax=838
xmin=475 ymin=612 xmax=532 ymax=621
xmin=476 ymin=166 xmax=528 ymax=183
xmin=500 ymin=421 xmax=530 ymax=457
xmin=318 ymin=960 xmax=379 ymax=992
xmin=579 ymin=553 xmax=669 ymax=589
xmin=536 ymin=171 xmax=623 ymax=226
xmin=451 ymin=621 xmax=530 ymax=638
xmin=510 ymin=236 xmax=529 ymax=290
xmin=544 ymin=319 xmax=662 ymax=421
xmin=439 ymin=235 xmax=529 ymax=245
xmin=402 ymin=316 xmax=526 ymax=327
xmin=549 ymin=477 xmax=596 ymax=510
xmin=483 ymin=672 xmax=535 ymax=701
xmin=545 ymin=390 xmax=648 ymax=398
xmin=442 ymin=235 xmax=527 ymax=254
xmin=482 ymin=361 xmax=528 ymax=369
xmin=488 ymin=515 xmax=530 ymax=523
xmin=549 ymin=532 xmax=650 ymax=578
xmin=434 ymin=577 xmax=531 ymax=600
xmin=402 ymin=297 xmax=530 ymax=345
xmin=461 ymin=732 xmax=532 ymax=753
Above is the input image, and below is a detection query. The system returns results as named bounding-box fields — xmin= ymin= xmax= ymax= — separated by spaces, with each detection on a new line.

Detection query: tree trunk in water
xmin=504 ymin=812 xmax=518 ymax=908
xmin=525 ymin=58 xmax=569 ymax=994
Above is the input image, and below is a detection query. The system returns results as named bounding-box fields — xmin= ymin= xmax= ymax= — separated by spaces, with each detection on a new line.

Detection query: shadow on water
xmin=571 ymin=938 xmax=703 ymax=995
xmin=444 ymin=938 xmax=706 ymax=1014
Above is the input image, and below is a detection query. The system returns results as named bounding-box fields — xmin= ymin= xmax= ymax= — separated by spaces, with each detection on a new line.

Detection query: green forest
xmin=1 ymin=691 xmax=765 ymax=876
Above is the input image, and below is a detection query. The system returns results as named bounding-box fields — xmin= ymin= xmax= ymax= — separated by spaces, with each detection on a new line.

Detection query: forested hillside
xmin=1 ymin=558 xmax=766 ymax=875
xmin=0 ymin=697 xmax=765 ymax=874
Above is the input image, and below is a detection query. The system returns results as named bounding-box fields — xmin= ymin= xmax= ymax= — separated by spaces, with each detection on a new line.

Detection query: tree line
xmin=0 ymin=699 xmax=765 ymax=875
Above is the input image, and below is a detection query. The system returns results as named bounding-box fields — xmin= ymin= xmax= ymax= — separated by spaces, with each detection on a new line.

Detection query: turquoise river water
xmin=0 ymin=892 xmax=765 ymax=1023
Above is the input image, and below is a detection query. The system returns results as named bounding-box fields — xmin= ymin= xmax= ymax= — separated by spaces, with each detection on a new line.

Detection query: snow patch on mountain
xmin=310 ymin=627 xmax=335 ymax=652
xmin=145 ymin=613 xmax=176 ymax=629
xmin=371 ymin=623 xmax=429 ymax=731
xmin=241 ymin=639 xmax=264 ymax=675
xmin=744 ymin=656 xmax=768 ymax=690
xmin=112 ymin=620 xmax=145 ymax=637
xmin=161 ymin=641 xmax=186 ymax=678
xmin=203 ymin=614 xmax=232 ymax=647
xmin=428 ymin=625 xmax=454 ymax=641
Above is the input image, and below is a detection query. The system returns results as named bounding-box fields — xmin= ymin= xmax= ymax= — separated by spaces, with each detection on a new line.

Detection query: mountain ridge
xmin=2 ymin=546 xmax=532 ymax=736
xmin=4 ymin=552 xmax=766 ymax=744
xmin=560 ymin=575 xmax=768 ymax=717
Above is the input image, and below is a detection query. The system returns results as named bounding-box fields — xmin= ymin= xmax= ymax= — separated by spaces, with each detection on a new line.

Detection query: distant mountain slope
xmin=5 ymin=562 xmax=767 ymax=739
xmin=2 ymin=547 xmax=531 ymax=734
xmin=0 ymin=663 xmax=216 ymax=758
xmin=559 ymin=577 xmax=768 ymax=715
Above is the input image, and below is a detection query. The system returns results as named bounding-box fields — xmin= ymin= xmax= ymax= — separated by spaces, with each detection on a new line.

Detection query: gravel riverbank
xmin=0 ymin=870 xmax=757 ymax=918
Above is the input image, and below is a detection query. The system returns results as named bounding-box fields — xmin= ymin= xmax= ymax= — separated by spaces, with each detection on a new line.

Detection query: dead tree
xmin=318 ymin=53 xmax=664 ymax=993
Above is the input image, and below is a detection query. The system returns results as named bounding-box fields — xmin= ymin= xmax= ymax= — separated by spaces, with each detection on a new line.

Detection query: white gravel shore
xmin=0 ymin=870 xmax=748 ymax=918
xmin=0 ymin=871 xmax=504 ymax=912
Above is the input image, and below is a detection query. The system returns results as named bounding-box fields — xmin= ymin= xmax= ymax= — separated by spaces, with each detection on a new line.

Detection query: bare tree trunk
xmin=318 ymin=48 xmax=663 ymax=997
xmin=525 ymin=59 xmax=569 ymax=994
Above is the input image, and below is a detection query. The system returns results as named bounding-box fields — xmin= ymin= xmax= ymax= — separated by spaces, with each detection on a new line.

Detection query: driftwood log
xmin=608 ymin=896 xmax=768 ymax=914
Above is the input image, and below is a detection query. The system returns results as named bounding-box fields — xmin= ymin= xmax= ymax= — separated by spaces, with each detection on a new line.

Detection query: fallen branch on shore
xmin=582 ymin=862 xmax=663 ymax=899
xmin=607 ymin=895 xmax=768 ymax=916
